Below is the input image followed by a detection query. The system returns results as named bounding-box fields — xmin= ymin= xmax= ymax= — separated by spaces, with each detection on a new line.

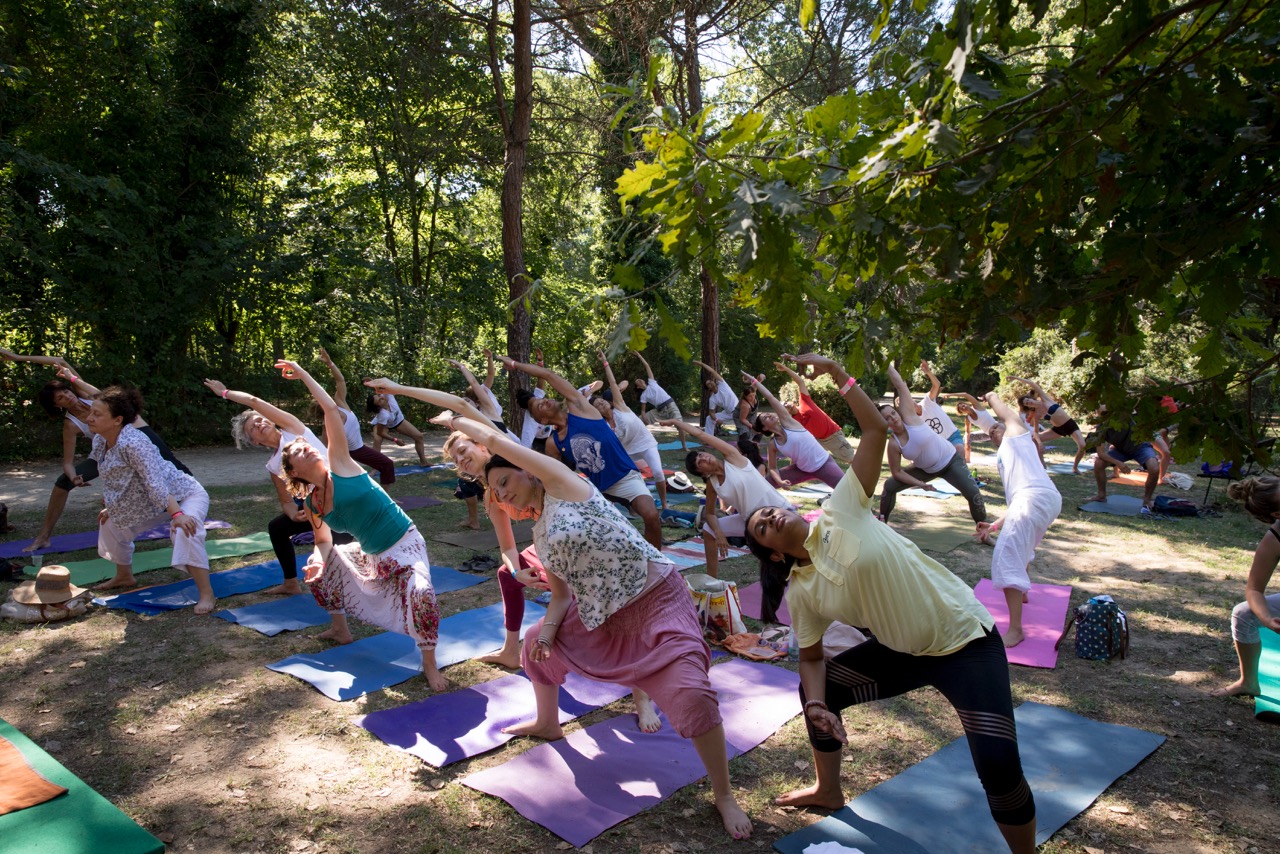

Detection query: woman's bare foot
xmin=193 ymin=595 xmax=217 ymax=616
xmin=1002 ymin=627 xmax=1025 ymax=648
xmin=265 ymin=580 xmax=304 ymax=596
xmin=1210 ymin=679 xmax=1259 ymax=698
xmin=22 ymin=537 xmax=50 ymax=553
xmin=502 ymin=719 xmax=564 ymax=740
xmin=775 ymin=784 xmax=845 ymax=810
xmin=477 ymin=650 xmax=522 ymax=668
xmin=1085 ymin=494 xmax=1107 ymax=503
xmin=457 ymin=519 xmax=480 ymax=530
xmin=635 ymin=696 xmax=662 ymax=733
xmin=94 ymin=575 xmax=137 ymax=591
xmin=715 ymin=794 xmax=753 ymax=840
xmin=316 ymin=626 xmax=354 ymax=644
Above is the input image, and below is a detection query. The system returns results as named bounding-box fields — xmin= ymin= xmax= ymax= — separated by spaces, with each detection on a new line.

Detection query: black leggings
xmin=803 ymin=626 xmax=1035 ymax=827
xmin=880 ymin=451 xmax=987 ymax=523
xmin=268 ymin=513 xmax=351 ymax=580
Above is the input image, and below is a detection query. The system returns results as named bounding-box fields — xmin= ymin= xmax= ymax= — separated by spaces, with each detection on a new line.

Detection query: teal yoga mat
xmin=0 ymin=719 xmax=164 ymax=854
xmin=1257 ymin=628 xmax=1280 ymax=720
xmin=1077 ymin=495 xmax=1145 ymax=516
xmin=50 ymin=532 xmax=275 ymax=586
xmin=772 ymin=702 xmax=1164 ymax=854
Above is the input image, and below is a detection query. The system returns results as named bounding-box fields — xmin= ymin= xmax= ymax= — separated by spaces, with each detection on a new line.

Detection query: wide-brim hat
xmin=668 ymin=472 xmax=694 ymax=491
xmin=11 ymin=565 xmax=87 ymax=605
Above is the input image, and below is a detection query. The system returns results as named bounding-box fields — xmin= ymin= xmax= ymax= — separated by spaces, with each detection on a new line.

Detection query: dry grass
xmin=2 ymin=432 xmax=1278 ymax=854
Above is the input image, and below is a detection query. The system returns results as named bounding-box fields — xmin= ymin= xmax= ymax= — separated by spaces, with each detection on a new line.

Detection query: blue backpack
xmin=1056 ymin=595 xmax=1129 ymax=661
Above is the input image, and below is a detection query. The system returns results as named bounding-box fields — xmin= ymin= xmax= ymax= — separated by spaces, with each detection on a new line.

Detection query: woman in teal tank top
xmin=274 ymin=359 xmax=446 ymax=693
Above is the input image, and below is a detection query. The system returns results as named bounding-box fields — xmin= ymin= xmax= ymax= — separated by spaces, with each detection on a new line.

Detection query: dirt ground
xmin=1 ymin=429 xmax=1278 ymax=854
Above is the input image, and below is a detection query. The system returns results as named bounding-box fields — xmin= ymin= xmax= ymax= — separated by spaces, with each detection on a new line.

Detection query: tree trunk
xmin=685 ymin=5 xmax=718 ymax=423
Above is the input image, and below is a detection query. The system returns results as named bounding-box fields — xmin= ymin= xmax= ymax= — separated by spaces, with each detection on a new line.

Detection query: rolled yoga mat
xmin=462 ymin=657 xmax=800 ymax=847
xmin=357 ymin=670 xmax=632 ymax=767
xmin=213 ymin=565 xmax=490 ymax=635
xmin=266 ymin=601 xmax=546 ymax=701
xmin=0 ymin=519 xmax=231 ymax=559
xmin=0 ymin=718 xmax=164 ymax=853
xmin=772 ymin=701 xmax=1164 ymax=854
xmin=47 ymin=532 xmax=275 ymax=586
xmin=94 ymin=555 xmax=309 ymax=615
xmin=972 ymin=579 xmax=1072 ymax=669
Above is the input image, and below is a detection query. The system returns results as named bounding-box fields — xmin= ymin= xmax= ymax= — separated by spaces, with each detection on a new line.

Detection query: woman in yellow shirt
xmin=744 ymin=354 xmax=1036 ymax=854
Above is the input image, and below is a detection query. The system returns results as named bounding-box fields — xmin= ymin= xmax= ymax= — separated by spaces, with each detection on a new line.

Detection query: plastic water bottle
xmin=787 ymin=629 xmax=799 ymax=662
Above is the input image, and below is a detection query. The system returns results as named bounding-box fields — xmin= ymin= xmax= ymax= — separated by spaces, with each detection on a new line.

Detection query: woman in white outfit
xmin=746 ymin=371 xmax=844 ymax=489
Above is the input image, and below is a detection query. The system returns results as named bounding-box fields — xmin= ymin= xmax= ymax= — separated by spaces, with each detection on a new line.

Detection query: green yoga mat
xmin=41 ymin=532 xmax=275 ymax=586
xmin=1257 ymin=628 xmax=1280 ymax=720
xmin=0 ymin=719 xmax=163 ymax=853
xmin=898 ymin=515 xmax=974 ymax=553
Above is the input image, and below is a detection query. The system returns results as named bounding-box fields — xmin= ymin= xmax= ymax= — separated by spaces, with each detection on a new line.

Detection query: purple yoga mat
xmin=0 ymin=520 xmax=231 ymax=559
xmin=973 ymin=579 xmax=1072 ymax=669
xmin=738 ymin=581 xmax=790 ymax=625
xmin=357 ymin=670 xmax=632 ymax=767
xmin=397 ymin=495 xmax=444 ymax=510
xmin=462 ymin=658 xmax=799 ymax=847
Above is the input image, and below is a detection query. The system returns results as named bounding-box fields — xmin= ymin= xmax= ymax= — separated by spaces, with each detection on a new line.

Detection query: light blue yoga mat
xmin=213 ymin=565 xmax=490 ymax=636
xmin=266 ymin=601 xmax=546 ymax=700
xmin=93 ymin=555 xmax=309 ymax=615
xmin=393 ymin=464 xmax=452 ymax=476
xmin=902 ymin=479 xmax=961 ymax=498
xmin=656 ymin=440 xmax=699 ymax=451
xmin=1257 ymin=627 xmax=1280 ymax=720
xmin=1077 ymin=494 xmax=1145 ymax=516
xmin=1047 ymin=462 xmax=1082 ymax=475
xmin=772 ymin=702 xmax=1164 ymax=854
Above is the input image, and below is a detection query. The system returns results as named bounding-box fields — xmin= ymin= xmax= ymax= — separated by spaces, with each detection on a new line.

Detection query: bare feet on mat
xmin=716 ymin=795 xmax=753 ymax=840
xmin=635 ymin=696 xmax=662 ymax=733
xmin=1210 ymin=679 xmax=1258 ymax=698
xmin=94 ymin=575 xmax=137 ymax=591
xmin=775 ymin=784 xmax=845 ymax=810
xmin=502 ymin=719 xmax=564 ymax=740
xmin=477 ymin=650 xmax=522 ymax=669
xmin=457 ymin=520 xmax=480 ymax=530
xmin=265 ymin=580 xmax=304 ymax=596
xmin=193 ymin=595 xmax=217 ymax=615
xmin=22 ymin=537 xmax=50 ymax=553
xmin=1022 ymin=591 xmax=1030 ymax=603
xmin=316 ymin=626 xmax=354 ymax=644
xmin=1002 ymin=627 xmax=1025 ymax=648
xmin=1085 ymin=495 xmax=1107 ymax=503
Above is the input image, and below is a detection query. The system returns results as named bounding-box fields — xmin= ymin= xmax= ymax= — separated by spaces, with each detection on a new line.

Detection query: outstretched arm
xmin=632 ymin=350 xmax=655 ymax=380
xmin=363 ymin=379 xmax=499 ymax=433
xmin=692 ymin=359 xmax=725 ymax=385
xmin=451 ymin=417 xmax=590 ymax=502
xmin=203 ymin=377 xmax=308 ymax=436
xmin=658 ymin=419 xmax=747 ymax=466
xmin=498 ymin=356 xmax=597 ymax=419
xmin=775 ymin=361 xmax=809 ymax=397
xmin=744 ymin=370 xmax=802 ymax=431
xmin=276 ymin=360 xmax=360 ymax=475
xmin=0 ymin=348 xmax=71 ymax=371
xmin=54 ymin=365 xmax=100 ymax=398
xmin=483 ymin=349 xmax=497 ymax=389
xmin=886 ymin=363 xmax=924 ymax=426
xmin=599 ymin=351 xmax=628 ymax=412
xmin=983 ymin=392 xmax=1028 ymax=438
xmin=446 ymin=359 xmax=500 ymax=420
xmin=1011 ymin=376 xmax=1057 ymax=406
xmin=946 ymin=391 xmax=985 ymax=409
xmin=784 ymin=354 xmax=888 ymax=498
xmin=317 ymin=347 xmax=351 ymax=411
xmin=920 ymin=360 xmax=942 ymax=400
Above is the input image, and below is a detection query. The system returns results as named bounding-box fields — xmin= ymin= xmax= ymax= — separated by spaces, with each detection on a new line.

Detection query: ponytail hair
xmin=1227 ymin=475 xmax=1280 ymax=524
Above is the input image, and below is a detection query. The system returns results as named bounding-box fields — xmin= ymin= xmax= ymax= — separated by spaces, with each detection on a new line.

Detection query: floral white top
xmin=534 ymin=485 xmax=664 ymax=630
xmin=91 ymin=425 xmax=204 ymax=529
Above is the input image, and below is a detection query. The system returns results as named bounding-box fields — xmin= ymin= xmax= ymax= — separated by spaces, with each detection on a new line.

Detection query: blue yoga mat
xmin=772 ymin=702 xmax=1164 ymax=854
xmin=651 ymin=487 xmax=699 ymax=505
xmin=0 ymin=519 xmax=231 ymax=559
xmin=93 ymin=555 xmax=308 ymax=615
xmin=1077 ymin=494 xmax=1145 ymax=516
xmin=266 ymin=601 xmax=546 ymax=700
xmin=656 ymin=440 xmax=699 ymax=451
xmin=393 ymin=464 xmax=452 ymax=476
xmin=213 ymin=565 xmax=489 ymax=636
xmin=1047 ymin=462 xmax=1081 ymax=476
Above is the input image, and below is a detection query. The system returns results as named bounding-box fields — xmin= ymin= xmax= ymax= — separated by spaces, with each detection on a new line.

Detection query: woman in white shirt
xmin=745 ymin=371 xmax=844 ymax=488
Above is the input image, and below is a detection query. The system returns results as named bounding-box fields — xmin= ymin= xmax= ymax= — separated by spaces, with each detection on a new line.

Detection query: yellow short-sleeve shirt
xmin=786 ymin=473 xmax=994 ymax=654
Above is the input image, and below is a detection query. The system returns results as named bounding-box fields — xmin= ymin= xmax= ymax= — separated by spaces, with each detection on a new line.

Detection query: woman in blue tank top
xmin=274 ymin=359 xmax=447 ymax=693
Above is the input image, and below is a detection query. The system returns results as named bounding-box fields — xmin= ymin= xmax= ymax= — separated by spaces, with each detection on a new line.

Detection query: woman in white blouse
xmin=90 ymin=387 xmax=213 ymax=612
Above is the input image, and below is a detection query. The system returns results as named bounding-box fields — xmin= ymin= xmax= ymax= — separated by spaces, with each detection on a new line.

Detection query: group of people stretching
xmin=5 ymin=342 xmax=1274 ymax=852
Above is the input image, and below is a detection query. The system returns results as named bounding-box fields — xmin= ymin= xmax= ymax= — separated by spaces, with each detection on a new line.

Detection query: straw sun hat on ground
xmin=11 ymin=565 xmax=88 ymax=606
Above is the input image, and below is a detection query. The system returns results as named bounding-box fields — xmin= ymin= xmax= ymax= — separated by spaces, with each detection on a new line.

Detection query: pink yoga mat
xmin=738 ymin=581 xmax=790 ymax=625
xmin=973 ymin=579 xmax=1072 ymax=669
xmin=462 ymin=658 xmax=800 ymax=847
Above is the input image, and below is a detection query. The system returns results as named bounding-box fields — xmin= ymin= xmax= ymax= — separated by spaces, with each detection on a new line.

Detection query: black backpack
xmin=1153 ymin=496 xmax=1197 ymax=517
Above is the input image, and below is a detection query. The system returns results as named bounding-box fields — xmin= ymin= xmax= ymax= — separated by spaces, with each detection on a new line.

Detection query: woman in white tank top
xmin=742 ymin=369 xmax=845 ymax=488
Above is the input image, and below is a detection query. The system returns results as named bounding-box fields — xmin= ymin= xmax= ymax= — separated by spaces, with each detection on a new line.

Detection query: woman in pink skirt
xmin=450 ymin=416 xmax=754 ymax=841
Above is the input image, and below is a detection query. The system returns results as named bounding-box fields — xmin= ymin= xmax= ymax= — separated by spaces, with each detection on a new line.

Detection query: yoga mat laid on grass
xmin=1256 ymin=628 xmax=1280 ymax=720
xmin=1077 ymin=495 xmax=1145 ymax=516
xmin=0 ymin=718 xmax=164 ymax=853
xmin=213 ymin=565 xmax=489 ymax=635
xmin=773 ymin=702 xmax=1165 ymax=854
xmin=46 ymin=531 xmax=275 ymax=586
xmin=968 ymin=452 xmax=998 ymax=467
xmin=1109 ymin=470 xmax=1154 ymax=487
xmin=94 ymin=555 xmax=308 ymax=615
xmin=650 ymin=486 xmax=700 ymax=504
xmin=393 ymin=464 xmax=452 ymax=476
xmin=738 ymin=580 xmax=790 ymax=625
xmin=656 ymin=440 xmax=699 ymax=451
xmin=902 ymin=480 xmax=961 ymax=498
xmin=358 ymin=670 xmax=632 ymax=767
xmin=1046 ymin=462 xmax=1082 ymax=476
xmin=780 ymin=482 xmax=835 ymax=501
xmin=462 ymin=658 xmax=799 ymax=847
xmin=898 ymin=516 xmax=974 ymax=554
xmin=0 ymin=520 xmax=231 ymax=559
xmin=267 ymin=601 xmax=546 ymax=700
xmin=396 ymin=495 xmax=444 ymax=510
xmin=973 ymin=579 xmax=1071 ymax=669
xmin=434 ymin=520 xmax=536 ymax=550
